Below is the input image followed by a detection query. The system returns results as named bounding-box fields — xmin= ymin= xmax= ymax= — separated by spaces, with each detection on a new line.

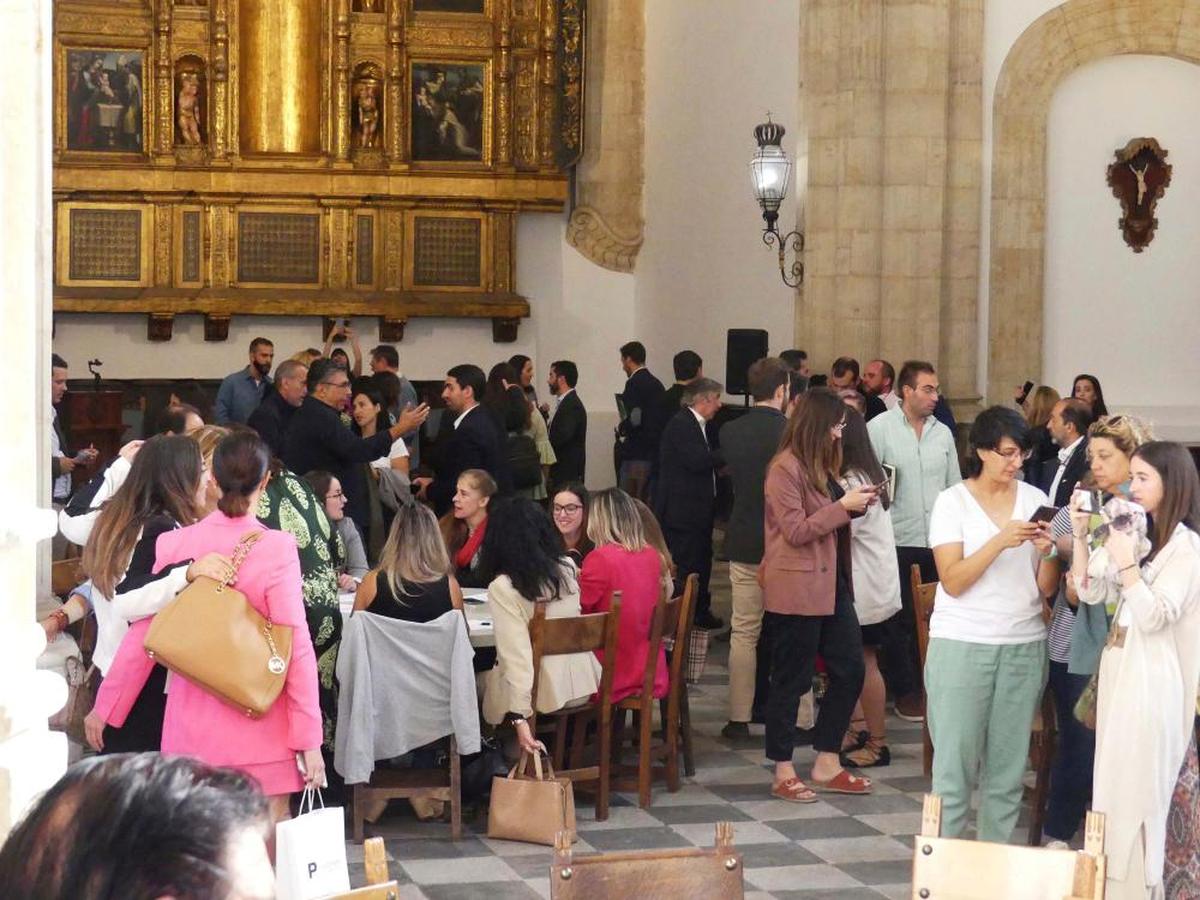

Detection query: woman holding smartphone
xmin=925 ymin=406 xmax=1060 ymax=842
xmin=1070 ymin=442 xmax=1200 ymax=899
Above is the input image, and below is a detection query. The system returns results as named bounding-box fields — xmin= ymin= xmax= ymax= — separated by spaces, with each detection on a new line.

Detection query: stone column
xmin=0 ymin=0 xmax=69 ymax=841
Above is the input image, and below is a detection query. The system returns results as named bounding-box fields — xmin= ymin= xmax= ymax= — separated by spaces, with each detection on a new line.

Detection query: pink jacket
xmin=93 ymin=512 xmax=323 ymax=766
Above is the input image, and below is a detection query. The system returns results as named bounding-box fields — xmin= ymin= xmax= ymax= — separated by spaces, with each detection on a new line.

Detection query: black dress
xmin=368 ymin=574 xmax=454 ymax=623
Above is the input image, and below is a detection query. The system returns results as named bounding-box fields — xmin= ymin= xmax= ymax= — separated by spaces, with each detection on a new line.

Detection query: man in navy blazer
xmin=616 ymin=340 xmax=667 ymax=499
xmin=547 ymin=359 xmax=587 ymax=490
xmin=654 ymin=377 xmax=725 ymax=630
xmin=413 ymin=363 xmax=511 ymax=516
xmin=1044 ymin=398 xmax=1094 ymax=507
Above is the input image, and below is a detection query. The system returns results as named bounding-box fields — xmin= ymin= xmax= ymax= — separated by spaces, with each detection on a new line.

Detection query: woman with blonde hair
xmin=1022 ymin=385 xmax=1061 ymax=489
xmin=439 ymin=468 xmax=498 ymax=588
xmin=633 ymin=496 xmax=675 ymax=597
xmin=355 ymin=503 xmax=462 ymax=621
xmin=580 ymin=488 xmax=668 ymax=703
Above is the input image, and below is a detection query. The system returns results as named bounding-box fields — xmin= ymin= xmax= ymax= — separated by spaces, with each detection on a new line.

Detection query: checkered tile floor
xmin=345 ymin=562 xmax=988 ymax=899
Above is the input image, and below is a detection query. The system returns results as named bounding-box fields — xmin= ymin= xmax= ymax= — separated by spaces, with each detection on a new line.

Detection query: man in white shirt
xmin=1045 ymin=398 xmax=1095 ymax=507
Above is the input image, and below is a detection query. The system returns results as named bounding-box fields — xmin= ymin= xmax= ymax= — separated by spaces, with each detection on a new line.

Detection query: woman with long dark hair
xmin=78 ymin=435 xmax=230 ymax=753
xmin=350 ymin=379 xmax=408 ymax=560
xmin=1072 ymin=374 xmax=1108 ymax=418
xmin=91 ymin=431 xmax=324 ymax=822
xmin=479 ymin=498 xmax=600 ymax=754
xmin=1070 ymin=441 xmax=1200 ymax=898
xmin=760 ymin=388 xmax=877 ymax=803
xmin=508 ymin=353 xmax=539 ymax=408
xmin=838 ymin=408 xmax=900 ymax=768
xmin=552 ymin=482 xmax=593 ymax=564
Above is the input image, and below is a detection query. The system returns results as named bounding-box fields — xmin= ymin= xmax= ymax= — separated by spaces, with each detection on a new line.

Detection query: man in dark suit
xmin=247 ymin=359 xmax=309 ymax=459
xmin=616 ymin=340 xmax=666 ymax=500
xmin=1045 ymin=398 xmax=1095 ymax=506
xmin=546 ymin=359 xmax=587 ymax=490
xmin=718 ymin=358 xmax=790 ymax=737
xmin=659 ymin=349 xmax=703 ymax=425
xmin=654 ymin=377 xmax=725 ymax=630
xmin=412 ymin=363 xmax=511 ymax=516
xmin=283 ymin=359 xmax=429 ymax=537
xmin=829 ymin=355 xmax=886 ymax=420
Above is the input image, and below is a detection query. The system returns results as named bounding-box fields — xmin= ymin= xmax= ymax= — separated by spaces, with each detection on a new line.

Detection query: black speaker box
xmin=725 ymin=329 xmax=769 ymax=395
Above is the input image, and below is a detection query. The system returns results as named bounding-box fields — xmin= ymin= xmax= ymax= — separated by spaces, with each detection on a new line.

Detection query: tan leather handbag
xmin=487 ymin=751 xmax=577 ymax=846
xmin=144 ymin=531 xmax=293 ymax=718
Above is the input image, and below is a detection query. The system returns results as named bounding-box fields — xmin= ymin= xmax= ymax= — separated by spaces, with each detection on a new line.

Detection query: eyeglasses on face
xmin=326 ymin=490 xmax=345 ymax=500
xmin=553 ymin=504 xmax=583 ymax=516
xmin=322 ymin=379 xmax=351 ymax=389
xmin=988 ymin=446 xmax=1033 ymax=462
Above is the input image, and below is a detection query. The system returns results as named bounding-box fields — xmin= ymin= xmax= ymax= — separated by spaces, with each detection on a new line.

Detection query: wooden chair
xmin=528 ymin=593 xmax=623 ymax=821
xmin=911 ymin=565 xmax=1060 ymax=847
xmin=663 ymin=574 xmax=698 ymax=778
xmin=911 ymin=794 xmax=1106 ymax=900
xmin=349 ymin=737 xmax=464 ymax=843
xmin=51 ymin=557 xmax=84 ymax=597
xmin=326 ymin=836 xmax=401 ymax=900
xmin=550 ymin=822 xmax=744 ymax=899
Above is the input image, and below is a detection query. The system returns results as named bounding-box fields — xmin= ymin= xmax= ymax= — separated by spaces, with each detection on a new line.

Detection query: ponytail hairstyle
xmin=212 ymin=431 xmax=270 ymax=517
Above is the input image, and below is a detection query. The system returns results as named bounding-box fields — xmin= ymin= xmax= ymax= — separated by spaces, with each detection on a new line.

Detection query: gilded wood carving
xmin=1106 ymin=137 xmax=1172 ymax=253
xmin=52 ymin=0 xmax=582 ymax=341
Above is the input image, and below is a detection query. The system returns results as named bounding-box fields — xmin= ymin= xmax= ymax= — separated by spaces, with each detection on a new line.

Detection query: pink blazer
xmin=762 ymin=452 xmax=853 ymax=617
xmin=93 ymin=511 xmax=323 ymax=769
xmin=579 ymin=544 xmax=668 ymax=702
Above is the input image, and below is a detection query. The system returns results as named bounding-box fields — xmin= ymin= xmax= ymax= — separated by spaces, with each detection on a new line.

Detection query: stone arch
xmin=987 ymin=0 xmax=1200 ymax=403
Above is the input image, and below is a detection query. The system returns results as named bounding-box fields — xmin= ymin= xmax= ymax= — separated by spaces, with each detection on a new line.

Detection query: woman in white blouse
xmin=926 ymin=406 xmax=1060 ymax=842
xmin=1070 ymin=441 xmax=1200 ymax=899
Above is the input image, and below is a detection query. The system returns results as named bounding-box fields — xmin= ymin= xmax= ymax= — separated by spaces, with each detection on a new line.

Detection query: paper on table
xmin=462 ymin=588 xmax=490 ymax=604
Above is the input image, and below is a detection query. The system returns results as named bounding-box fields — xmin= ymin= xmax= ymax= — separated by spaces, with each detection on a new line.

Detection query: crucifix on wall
xmin=1106 ymin=137 xmax=1172 ymax=253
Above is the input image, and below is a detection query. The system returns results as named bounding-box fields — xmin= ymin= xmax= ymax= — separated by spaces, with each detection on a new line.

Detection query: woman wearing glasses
xmin=761 ymin=388 xmax=878 ymax=803
xmin=551 ymin=483 xmax=593 ymax=565
xmin=925 ymin=406 xmax=1061 ymax=841
xmin=1069 ymin=441 xmax=1200 ymax=899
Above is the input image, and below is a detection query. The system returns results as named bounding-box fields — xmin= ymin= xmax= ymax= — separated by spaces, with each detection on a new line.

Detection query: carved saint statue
xmin=177 ymin=71 xmax=203 ymax=145
xmin=354 ymin=79 xmax=381 ymax=150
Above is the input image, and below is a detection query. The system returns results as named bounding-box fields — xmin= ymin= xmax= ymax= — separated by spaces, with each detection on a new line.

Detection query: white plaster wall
xmin=638 ymin=0 xmax=801 ymax=388
xmin=1043 ymin=55 xmax=1200 ymax=408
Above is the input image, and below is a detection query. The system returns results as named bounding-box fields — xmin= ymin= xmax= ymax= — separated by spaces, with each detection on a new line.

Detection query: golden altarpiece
xmin=51 ymin=0 xmax=585 ymax=342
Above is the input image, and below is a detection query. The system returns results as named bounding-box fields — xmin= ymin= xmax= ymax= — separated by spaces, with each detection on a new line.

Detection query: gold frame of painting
xmin=407 ymin=56 xmax=493 ymax=167
xmin=55 ymin=201 xmax=154 ymax=289
xmin=402 ymin=208 xmax=491 ymax=293
xmin=229 ymin=204 xmax=326 ymax=290
xmin=56 ymin=40 xmax=152 ymax=161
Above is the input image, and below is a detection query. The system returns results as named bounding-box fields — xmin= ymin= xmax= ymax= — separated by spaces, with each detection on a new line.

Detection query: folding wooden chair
xmin=911 ymin=565 xmax=1060 ymax=847
xmin=528 ymin=593 xmax=623 ymax=821
xmin=326 ymin=837 xmax=401 ymax=900
xmin=550 ymin=822 xmax=744 ymax=899
xmin=911 ymin=794 xmax=1106 ymax=899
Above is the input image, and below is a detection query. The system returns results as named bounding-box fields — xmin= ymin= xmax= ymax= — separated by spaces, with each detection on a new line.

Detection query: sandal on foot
xmin=771 ymin=777 xmax=818 ymax=803
xmin=811 ymin=769 xmax=873 ymax=795
xmin=840 ymin=738 xmax=891 ymax=769
xmin=841 ymin=728 xmax=869 ymax=752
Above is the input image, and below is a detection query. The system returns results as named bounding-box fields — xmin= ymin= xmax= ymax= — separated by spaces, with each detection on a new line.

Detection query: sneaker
xmin=721 ymin=721 xmax=750 ymax=739
xmin=694 ymin=611 xmax=725 ymax=631
xmin=1044 ymin=840 xmax=1070 ymax=850
xmin=894 ymin=693 xmax=925 ymax=723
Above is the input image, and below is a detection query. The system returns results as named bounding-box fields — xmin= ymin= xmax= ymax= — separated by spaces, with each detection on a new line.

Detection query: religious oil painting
xmin=413 ymin=0 xmax=485 ymax=13
xmin=411 ymin=63 xmax=485 ymax=161
xmin=65 ymin=49 xmax=145 ymax=153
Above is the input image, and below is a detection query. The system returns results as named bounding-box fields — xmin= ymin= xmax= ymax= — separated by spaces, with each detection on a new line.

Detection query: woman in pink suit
xmin=91 ymin=431 xmax=324 ymax=818
xmin=579 ymin=488 xmax=668 ymax=703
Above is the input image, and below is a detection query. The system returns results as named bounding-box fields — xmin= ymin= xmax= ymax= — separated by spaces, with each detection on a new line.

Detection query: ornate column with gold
xmin=537 ymin=0 xmax=557 ymax=167
xmin=238 ymin=0 xmax=323 ymax=155
xmin=333 ymin=0 xmax=351 ymax=162
xmin=495 ymin=1 xmax=514 ymax=168
xmin=155 ymin=0 xmax=173 ymax=155
xmin=386 ymin=0 xmax=405 ymax=164
xmin=210 ymin=0 xmax=230 ymax=160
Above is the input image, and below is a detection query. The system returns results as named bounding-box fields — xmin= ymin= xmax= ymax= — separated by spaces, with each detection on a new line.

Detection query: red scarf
xmin=455 ymin=517 xmax=488 ymax=570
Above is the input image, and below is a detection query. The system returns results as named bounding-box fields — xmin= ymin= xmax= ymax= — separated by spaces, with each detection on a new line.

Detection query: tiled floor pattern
xmin=345 ymin=563 xmax=959 ymax=899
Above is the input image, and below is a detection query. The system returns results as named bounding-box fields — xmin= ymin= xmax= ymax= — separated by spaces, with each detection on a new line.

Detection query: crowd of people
xmin=32 ymin=337 xmax=1200 ymax=899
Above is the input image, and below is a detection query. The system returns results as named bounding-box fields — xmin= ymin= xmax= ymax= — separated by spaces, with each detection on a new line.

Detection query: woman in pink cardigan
xmin=91 ymin=431 xmax=324 ymax=818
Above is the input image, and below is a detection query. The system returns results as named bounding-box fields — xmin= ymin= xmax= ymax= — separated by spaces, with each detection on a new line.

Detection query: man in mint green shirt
xmin=867 ymin=360 xmax=962 ymax=721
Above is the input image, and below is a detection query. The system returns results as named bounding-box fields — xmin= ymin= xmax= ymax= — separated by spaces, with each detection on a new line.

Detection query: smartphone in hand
xmin=1028 ymin=505 xmax=1058 ymax=525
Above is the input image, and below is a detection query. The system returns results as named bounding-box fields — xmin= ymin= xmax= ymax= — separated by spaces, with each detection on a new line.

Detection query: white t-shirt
xmin=928 ymin=480 xmax=1049 ymax=644
xmin=370 ymin=437 xmax=410 ymax=471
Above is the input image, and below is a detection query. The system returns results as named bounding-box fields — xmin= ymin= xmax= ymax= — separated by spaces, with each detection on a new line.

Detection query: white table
xmin=338 ymin=590 xmax=495 ymax=648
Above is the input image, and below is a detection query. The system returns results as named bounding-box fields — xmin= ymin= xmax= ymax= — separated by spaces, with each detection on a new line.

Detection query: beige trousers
xmin=728 ymin=561 xmax=763 ymax=723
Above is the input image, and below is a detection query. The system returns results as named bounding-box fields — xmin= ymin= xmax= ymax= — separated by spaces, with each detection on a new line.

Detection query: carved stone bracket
xmin=379 ymin=316 xmax=407 ymax=342
xmin=492 ymin=316 xmax=520 ymax=342
xmin=204 ymin=314 xmax=231 ymax=342
xmin=566 ymin=205 xmax=642 ymax=273
xmin=148 ymin=313 xmax=175 ymax=341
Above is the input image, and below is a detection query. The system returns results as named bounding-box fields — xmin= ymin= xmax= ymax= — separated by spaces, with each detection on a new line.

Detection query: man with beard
xmin=215 ymin=337 xmax=274 ymax=424
xmin=546 ymin=359 xmax=586 ymax=490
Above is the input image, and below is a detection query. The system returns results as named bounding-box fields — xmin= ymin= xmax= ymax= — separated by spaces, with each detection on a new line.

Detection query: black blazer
xmin=1046 ymin=436 xmax=1090 ymax=507
xmin=653 ymin=408 xmax=722 ymax=530
xmin=548 ymin=390 xmax=587 ymax=489
xmin=719 ymin=406 xmax=787 ymax=564
xmin=246 ymin=388 xmax=297 ymax=461
xmin=618 ymin=368 xmax=666 ymax=462
xmin=282 ymin=396 xmax=393 ymax=533
xmin=428 ymin=404 xmax=511 ymax=516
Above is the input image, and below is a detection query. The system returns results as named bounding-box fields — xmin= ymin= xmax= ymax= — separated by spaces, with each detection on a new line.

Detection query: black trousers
xmin=763 ymin=593 xmax=864 ymax=761
xmin=879 ymin=545 xmax=936 ymax=699
xmin=1044 ymin=661 xmax=1096 ymax=841
xmin=100 ymin=663 xmax=167 ymax=754
xmin=665 ymin=522 xmax=714 ymax=618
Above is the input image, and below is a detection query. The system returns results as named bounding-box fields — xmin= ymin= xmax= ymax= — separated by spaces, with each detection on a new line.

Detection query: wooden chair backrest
xmin=634 ymin=588 xmax=671 ymax=701
xmin=664 ymin=575 xmax=698 ymax=688
xmin=911 ymin=795 xmax=1106 ymax=900
xmin=529 ymin=592 xmax=623 ymax=722
xmin=51 ymin=558 xmax=84 ymax=597
xmin=910 ymin=564 xmax=937 ymax=667
xmin=326 ymin=837 xmax=401 ymax=899
xmin=551 ymin=822 xmax=744 ymax=899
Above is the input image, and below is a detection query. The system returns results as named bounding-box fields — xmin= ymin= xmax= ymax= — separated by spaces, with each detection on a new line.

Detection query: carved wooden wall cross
xmin=1106 ymin=137 xmax=1172 ymax=252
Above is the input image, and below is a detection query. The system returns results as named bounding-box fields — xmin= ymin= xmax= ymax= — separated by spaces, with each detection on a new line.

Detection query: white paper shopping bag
xmin=275 ymin=788 xmax=351 ymax=900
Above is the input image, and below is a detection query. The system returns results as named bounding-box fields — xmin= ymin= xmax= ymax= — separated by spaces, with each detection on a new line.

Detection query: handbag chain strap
xmin=218 ymin=531 xmax=286 ymax=676
xmin=216 ymin=531 xmax=264 ymax=592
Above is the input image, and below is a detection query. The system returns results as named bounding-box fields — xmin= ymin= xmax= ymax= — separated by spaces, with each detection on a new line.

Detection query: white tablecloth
xmin=338 ymin=590 xmax=495 ymax=648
